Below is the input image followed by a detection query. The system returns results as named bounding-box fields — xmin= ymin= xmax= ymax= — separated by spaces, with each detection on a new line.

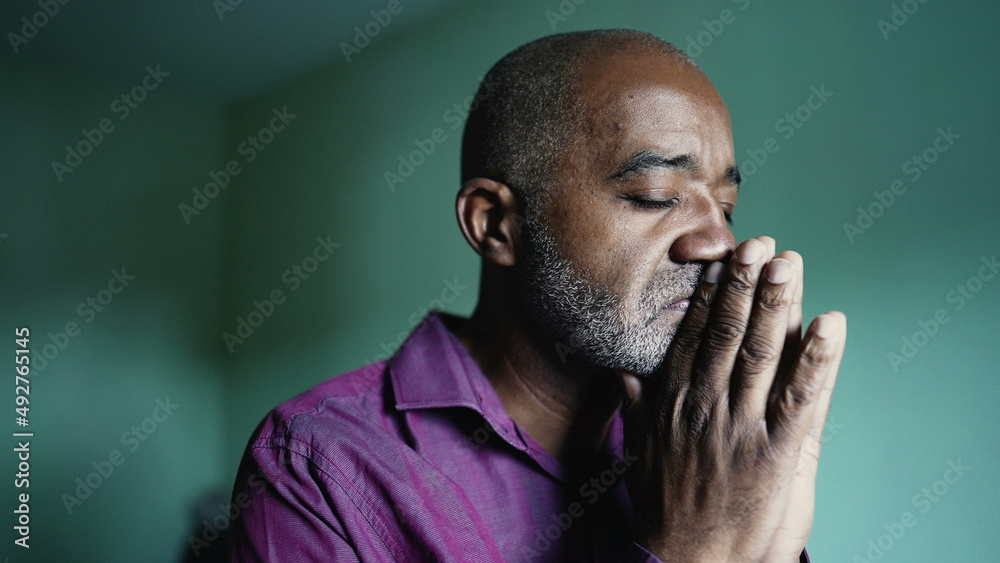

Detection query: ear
xmin=456 ymin=178 xmax=524 ymax=267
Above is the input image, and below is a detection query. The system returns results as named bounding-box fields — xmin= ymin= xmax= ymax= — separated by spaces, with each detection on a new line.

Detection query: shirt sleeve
xmin=228 ymin=442 xmax=371 ymax=562
xmin=228 ymin=406 xmax=509 ymax=562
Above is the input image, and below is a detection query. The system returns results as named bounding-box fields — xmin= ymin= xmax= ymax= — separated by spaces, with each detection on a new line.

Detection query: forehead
xmin=569 ymin=51 xmax=733 ymax=168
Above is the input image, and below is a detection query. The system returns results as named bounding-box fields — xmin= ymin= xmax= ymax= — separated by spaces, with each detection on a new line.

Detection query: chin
xmin=621 ymin=318 xmax=680 ymax=377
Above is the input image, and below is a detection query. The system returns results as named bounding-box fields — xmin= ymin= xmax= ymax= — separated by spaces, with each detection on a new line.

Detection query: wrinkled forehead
xmin=560 ymin=51 xmax=733 ymax=177
xmin=575 ymin=50 xmax=729 ymax=134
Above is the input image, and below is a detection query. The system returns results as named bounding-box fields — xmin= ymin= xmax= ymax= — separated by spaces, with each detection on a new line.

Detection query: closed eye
xmin=624 ymin=196 xmax=678 ymax=210
xmin=625 ymin=196 xmax=734 ymax=225
xmin=622 ymin=196 xmax=733 ymax=225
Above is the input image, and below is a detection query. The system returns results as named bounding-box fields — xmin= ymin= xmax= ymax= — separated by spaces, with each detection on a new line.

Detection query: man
xmin=230 ymin=30 xmax=846 ymax=562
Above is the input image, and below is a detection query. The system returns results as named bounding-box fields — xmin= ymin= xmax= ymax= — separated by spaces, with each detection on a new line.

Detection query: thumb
xmin=616 ymin=370 xmax=654 ymax=459
xmin=616 ymin=370 xmax=645 ymax=418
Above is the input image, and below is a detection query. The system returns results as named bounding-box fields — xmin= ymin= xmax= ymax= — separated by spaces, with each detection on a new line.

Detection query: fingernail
xmin=705 ymin=261 xmax=722 ymax=283
xmin=814 ymin=314 xmax=835 ymax=339
xmin=765 ymin=259 xmax=793 ymax=284
xmin=735 ymin=240 xmax=763 ymax=265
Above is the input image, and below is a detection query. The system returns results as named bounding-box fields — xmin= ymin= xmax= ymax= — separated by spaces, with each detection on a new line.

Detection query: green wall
xmin=0 ymin=54 xmax=230 ymax=559
xmin=2 ymin=0 xmax=997 ymax=561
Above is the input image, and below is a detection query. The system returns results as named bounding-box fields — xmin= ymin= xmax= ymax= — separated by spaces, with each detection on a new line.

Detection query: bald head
xmin=455 ymin=30 xmax=738 ymax=376
xmin=460 ymin=30 xmax=699 ymax=206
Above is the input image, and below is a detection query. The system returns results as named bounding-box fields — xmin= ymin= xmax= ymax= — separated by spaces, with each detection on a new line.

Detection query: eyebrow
xmin=611 ymin=150 xmax=695 ymax=180
xmin=610 ymin=149 xmax=742 ymax=190
xmin=725 ymin=165 xmax=742 ymax=188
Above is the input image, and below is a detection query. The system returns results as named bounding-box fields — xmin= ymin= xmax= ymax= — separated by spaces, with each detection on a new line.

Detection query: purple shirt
xmin=230 ymin=312 xmax=810 ymax=562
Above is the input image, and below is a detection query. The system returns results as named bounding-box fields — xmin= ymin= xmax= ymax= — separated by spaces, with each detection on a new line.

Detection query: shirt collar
xmin=390 ymin=312 xmax=487 ymax=410
xmin=389 ymin=312 xmax=523 ymax=445
xmin=388 ymin=311 xmax=627 ymax=481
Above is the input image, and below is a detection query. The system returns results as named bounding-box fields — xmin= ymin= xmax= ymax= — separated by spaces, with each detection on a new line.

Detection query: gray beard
xmin=520 ymin=213 xmax=702 ymax=376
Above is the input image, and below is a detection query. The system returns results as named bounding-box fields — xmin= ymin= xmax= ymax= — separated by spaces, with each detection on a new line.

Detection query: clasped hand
xmin=619 ymin=237 xmax=847 ymax=562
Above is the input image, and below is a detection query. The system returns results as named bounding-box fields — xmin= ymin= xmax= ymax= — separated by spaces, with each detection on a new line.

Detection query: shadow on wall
xmin=178 ymin=488 xmax=231 ymax=562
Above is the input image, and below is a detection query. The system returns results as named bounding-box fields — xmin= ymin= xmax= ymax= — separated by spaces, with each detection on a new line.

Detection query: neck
xmin=456 ymin=279 xmax=623 ymax=469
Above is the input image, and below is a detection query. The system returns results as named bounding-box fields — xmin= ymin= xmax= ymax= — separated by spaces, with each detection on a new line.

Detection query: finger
xmin=767 ymin=312 xmax=847 ymax=446
xmin=618 ymin=371 xmax=645 ymax=417
xmin=688 ymin=239 xmax=769 ymax=404
xmin=661 ymin=261 xmax=723 ymax=398
xmin=729 ymin=255 xmax=799 ymax=424
xmin=804 ymin=311 xmax=846 ymax=451
xmin=777 ymin=251 xmax=804 ymax=378
xmin=756 ymin=235 xmax=776 ymax=259
xmin=769 ymin=312 xmax=846 ymax=558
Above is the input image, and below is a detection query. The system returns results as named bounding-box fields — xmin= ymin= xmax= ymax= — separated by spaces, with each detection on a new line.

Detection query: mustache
xmin=637 ymin=263 xmax=703 ymax=311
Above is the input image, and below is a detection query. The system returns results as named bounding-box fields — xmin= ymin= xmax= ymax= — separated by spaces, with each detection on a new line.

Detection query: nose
xmin=667 ymin=205 xmax=736 ymax=264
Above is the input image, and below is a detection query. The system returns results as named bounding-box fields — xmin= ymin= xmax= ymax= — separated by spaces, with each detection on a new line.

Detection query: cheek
xmin=550 ymin=200 xmax=671 ymax=296
xmin=612 ymin=235 xmax=673 ymax=301
xmin=548 ymin=199 xmax=622 ymax=269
